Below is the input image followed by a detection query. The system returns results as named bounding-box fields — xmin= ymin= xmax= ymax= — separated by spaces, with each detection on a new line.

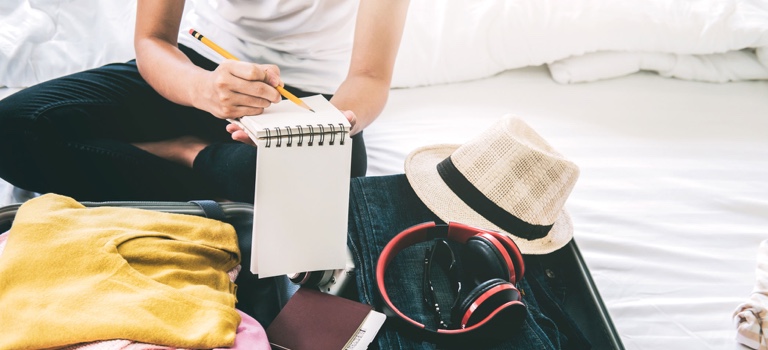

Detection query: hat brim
xmin=405 ymin=144 xmax=573 ymax=255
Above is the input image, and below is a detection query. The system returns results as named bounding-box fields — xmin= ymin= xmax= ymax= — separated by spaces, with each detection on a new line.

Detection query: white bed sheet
xmin=365 ymin=66 xmax=768 ymax=350
xmin=1 ymin=67 xmax=766 ymax=349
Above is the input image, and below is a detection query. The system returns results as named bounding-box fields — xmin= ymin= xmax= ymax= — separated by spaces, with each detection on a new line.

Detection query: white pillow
xmin=389 ymin=0 xmax=768 ymax=88
xmin=0 ymin=0 xmax=137 ymax=88
xmin=390 ymin=0 xmax=534 ymax=89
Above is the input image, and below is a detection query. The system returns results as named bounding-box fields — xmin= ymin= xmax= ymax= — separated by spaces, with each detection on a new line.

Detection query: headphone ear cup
xmin=453 ymin=278 xmax=525 ymax=329
xmin=486 ymin=231 xmax=526 ymax=284
xmin=465 ymin=236 xmax=512 ymax=283
xmin=289 ymin=270 xmax=332 ymax=288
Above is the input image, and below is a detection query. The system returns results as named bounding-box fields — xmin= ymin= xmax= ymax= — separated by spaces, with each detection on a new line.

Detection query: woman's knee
xmin=0 ymin=90 xmax=67 ymax=189
xmin=0 ymin=80 xmax=88 ymax=139
xmin=0 ymin=89 xmax=39 ymax=132
xmin=0 ymin=90 xmax=45 ymax=156
xmin=0 ymin=113 xmax=40 ymax=191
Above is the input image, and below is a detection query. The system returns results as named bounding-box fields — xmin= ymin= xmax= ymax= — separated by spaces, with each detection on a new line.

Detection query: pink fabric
xmin=57 ymin=311 xmax=270 ymax=350
xmin=0 ymin=230 xmax=8 ymax=256
xmin=229 ymin=310 xmax=271 ymax=350
xmin=0 ymin=230 xmax=270 ymax=350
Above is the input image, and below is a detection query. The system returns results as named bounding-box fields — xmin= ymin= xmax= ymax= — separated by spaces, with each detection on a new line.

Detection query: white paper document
xmin=345 ymin=310 xmax=387 ymax=350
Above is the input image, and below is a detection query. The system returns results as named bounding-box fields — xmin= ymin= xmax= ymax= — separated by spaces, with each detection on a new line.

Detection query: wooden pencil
xmin=189 ymin=29 xmax=315 ymax=113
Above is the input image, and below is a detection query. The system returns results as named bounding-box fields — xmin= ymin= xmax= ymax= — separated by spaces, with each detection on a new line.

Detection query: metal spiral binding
xmin=261 ymin=123 xmax=348 ymax=148
xmin=284 ymin=126 xmax=293 ymax=147
xmin=317 ymin=124 xmax=325 ymax=145
xmin=274 ymin=127 xmax=282 ymax=147
xmin=328 ymin=124 xmax=336 ymax=145
xmin=296 ymin=125 xmax=304 ymax=146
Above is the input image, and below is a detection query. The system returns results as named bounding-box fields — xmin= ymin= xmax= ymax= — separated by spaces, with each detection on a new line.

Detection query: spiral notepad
xmin=235 ymin=95 xmax=352 ymax=277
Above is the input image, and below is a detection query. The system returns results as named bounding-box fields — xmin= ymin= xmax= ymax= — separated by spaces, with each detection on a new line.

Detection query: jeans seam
xmin=358 ymin=184 xmax=377 ymax=306
xmin=528 ymin=267 xmax=566 ymax=350
xmin=530 ymin=325 xmax=550 ymax=349
xmin=31 ymin=99 xmax=117 ymax=123
xmin=65 ymin=142 xmax=143 ymax=166
xmin=347 ymin=228 xmax=366 ymax=304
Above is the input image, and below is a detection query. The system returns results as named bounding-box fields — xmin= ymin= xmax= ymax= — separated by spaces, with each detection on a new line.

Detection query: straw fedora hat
xmin=404 ymin=116 xmax=580 ymax=254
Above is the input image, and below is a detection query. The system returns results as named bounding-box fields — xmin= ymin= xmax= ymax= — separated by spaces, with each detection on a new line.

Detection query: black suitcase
xmin=0 ymin=199 xmax=285 ymax=328
xmin=532 ymin=240 xmax=624 ymax=349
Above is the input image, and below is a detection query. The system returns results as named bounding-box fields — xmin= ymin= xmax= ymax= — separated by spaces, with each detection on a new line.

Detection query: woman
xmin=0 ymin=0 xmax=409 ymax=203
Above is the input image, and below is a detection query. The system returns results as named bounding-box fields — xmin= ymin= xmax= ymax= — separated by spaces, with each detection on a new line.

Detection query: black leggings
xmin=0 ymin=45 xmax=366 ymax=203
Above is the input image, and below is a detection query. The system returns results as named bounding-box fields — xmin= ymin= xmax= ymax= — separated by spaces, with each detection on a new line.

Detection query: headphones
xmin=376 ymin=221 xmax=527 ymax=344
xmin=288 ymin=247 xmax=355 ymax=296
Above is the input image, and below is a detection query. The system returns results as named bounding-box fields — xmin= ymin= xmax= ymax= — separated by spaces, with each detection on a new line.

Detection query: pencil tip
xmin=309 ymin=109 xmax=316 ymax=113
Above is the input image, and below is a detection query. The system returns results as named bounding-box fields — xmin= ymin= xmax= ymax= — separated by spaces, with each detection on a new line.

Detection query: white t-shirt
xmin=178 ymin=0 xmax=358 ymax=94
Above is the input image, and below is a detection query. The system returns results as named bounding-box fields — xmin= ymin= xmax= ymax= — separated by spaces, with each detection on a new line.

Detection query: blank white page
xmin=250 ymin=97 xmax=352 ymax=277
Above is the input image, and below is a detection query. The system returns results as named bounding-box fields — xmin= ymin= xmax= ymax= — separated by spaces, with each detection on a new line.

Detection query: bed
xmin=2 ymin=1 xmax=767 ymax=349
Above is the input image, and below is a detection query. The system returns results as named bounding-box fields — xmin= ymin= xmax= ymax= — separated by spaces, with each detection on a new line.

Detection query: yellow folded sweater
xmin=0 ymin=194 xmax=242 ymax=350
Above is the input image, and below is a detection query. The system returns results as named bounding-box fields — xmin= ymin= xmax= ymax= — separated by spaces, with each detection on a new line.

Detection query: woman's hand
xmin=226 ymin=109 xmax=358 ymax=146
xmin=226 ymin=123 xmax=255 ymax=146
xmin=341 ymin=110 xmax=358 ymax=134
xmin=195 ymin=61 xmax=283 ymax=120
xmin=134 ymin=1 xmax=284 ymax=120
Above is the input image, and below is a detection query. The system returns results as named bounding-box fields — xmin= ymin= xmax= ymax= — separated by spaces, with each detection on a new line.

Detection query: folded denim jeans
xmin=347 ymin=174 xmax=591 ymax=350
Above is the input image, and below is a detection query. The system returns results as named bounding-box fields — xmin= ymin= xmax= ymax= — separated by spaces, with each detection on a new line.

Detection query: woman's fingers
xmin=261 ymin=64 xmax=283 ymax=87
xmin=225 ymin=123 xmax=256 ymax=146
xmin=205 ymin=60 xmax=283 ymax=119
xmin=218 ymin=61 xmax=281 ymax=101
xmin=224 ymin=61 xmax=282 ymax=97
xmin=231 ymin=130 xmax=254 ymax=145
xmin=341 ymin=110 xmax=357 ymax=128
xmin=216 ymin=105 xmax=266 ymax=119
